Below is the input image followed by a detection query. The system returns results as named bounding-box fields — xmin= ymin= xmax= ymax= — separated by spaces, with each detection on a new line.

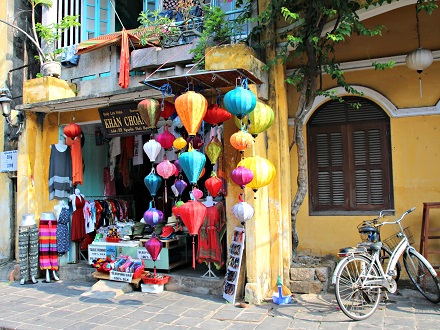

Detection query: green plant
xmin=137 ymin=10 xmax=180 ymax=47
xmin=29 ymin=0 xmax=80 ymax=64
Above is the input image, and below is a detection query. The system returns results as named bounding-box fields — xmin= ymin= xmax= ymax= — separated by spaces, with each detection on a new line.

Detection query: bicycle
xmin=357 ymin=210 xmax=402 ymax=282
xmin=332 ymin=207 xmax=440 ymax=321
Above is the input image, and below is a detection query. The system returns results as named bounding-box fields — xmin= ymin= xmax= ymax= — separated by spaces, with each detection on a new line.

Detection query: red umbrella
xmin=119 ymin=28 xmax=130 ymax=89
xmin=179 ymin=199 xmax=207 ymax=269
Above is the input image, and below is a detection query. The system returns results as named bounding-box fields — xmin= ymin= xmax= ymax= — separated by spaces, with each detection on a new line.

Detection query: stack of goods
xmin=93 ymin=255 xmax=145 ymax=278
xmin=105 ymin=226 xmax=121 ymax=242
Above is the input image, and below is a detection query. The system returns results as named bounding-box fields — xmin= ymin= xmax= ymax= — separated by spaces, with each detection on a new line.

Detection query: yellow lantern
xmin=174 ymin=91 xmax=208 ymax=137
xmin=234 ymin=101 xmax=275 ymax=138
xmin=205 ymin=138 xmax=223 ymax=165
xmin=238 ymin=156 xmax=276 ymax=192
xmin=173 ymin=137 xmax=187 ymax=150
xmin=230 ymin=130 xmax=253 ymax=152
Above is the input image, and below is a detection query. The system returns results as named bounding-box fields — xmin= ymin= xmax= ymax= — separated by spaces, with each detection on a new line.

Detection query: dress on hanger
xmin=56 ymin=206 xmax=70 ymax=254
xmin=48 ymin=144 xmax=72 ymax=200
xmin=66 ymin=136 xmax=83 ymax=186
xmin=71 ymin=195 xmax=86 ymax=242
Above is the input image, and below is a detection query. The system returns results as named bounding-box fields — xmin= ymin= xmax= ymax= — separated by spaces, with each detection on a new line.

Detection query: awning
xmin=140 ymin=68 xmax=263 ymax=95
xmin=76 ymin=28 xmax=160 ymax=55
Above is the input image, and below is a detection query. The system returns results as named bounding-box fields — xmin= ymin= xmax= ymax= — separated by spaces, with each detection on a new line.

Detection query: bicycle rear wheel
xmin=380 ymin=246 xmax=401 ymax=282
xmin=403 ymin=250 xmax=440 ymax=303
xmin=334 ymin=255 xmax=382 ymax=320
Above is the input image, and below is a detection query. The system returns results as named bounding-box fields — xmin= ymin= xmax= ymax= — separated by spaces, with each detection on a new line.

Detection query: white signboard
xmin=0 ymin=150 xmax=18 ymax=172
xmin=88 ymin=245 xmax=107 ymax=265
xmin=137 ymin=248 xmax=160 ymax=260
xmin=223 ymin=227 xmax=245 ymax=304
xmin=110 ymin=270 xmax=134 ymax=283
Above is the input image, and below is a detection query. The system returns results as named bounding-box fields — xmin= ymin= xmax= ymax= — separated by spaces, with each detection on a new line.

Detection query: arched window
xmin=307 ymin=96 xmax=393 ymax=215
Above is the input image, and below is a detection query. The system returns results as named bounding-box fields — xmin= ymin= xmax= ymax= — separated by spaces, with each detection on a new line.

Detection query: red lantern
xmin=205 ymin=172 xmax=223 ymax=197
xmin=230 ymin=130 xmax=253 ymax=152
xmin=137 ymin=98 xmax=161 ymax=128
xmin=175 ymin=91 xmax=208 ymax=137
xmin=203 ymin=104 xmax=232 ymax=125
xmin=179 ymin=200 xmax=207 ymax=268
xmin=63 ymin=123 xmax=82 ymax=138
xmin=156 ymin=125 xmax=175 ymax=150
xmin=161 ymin=100 xmax=176 ymax=119
xmin=145 ymin=232 xmax=163 ymax=277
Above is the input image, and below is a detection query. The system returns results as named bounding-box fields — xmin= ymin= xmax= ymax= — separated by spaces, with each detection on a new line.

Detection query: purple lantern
xmin=143 ymin=202 xmax=164 ymax=228
xmin=174 ymin=159 xmax=182 ymax=173
xmin=145 ymin=232 xmax=163 ymax=277
xmin=174 ymin=179 xmax=188 ymax=195
xmin=231 ymin=166 xmax=254 ymax=189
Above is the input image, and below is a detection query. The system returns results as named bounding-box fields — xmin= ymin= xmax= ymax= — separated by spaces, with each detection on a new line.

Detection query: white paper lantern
xmin=143 ymin=139 xmax=162 ymax=162
xmin=405 ymin=48 xmax=433 ymax=73
xmin=232 ymin=201 xmax=255 ymax=224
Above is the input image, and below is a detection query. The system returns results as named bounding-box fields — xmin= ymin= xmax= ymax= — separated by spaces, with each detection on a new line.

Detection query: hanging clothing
xmin=197 ymin=201 xmax=226 ymax=269
xmin=56 ymin=207 xmax=70 ymax=255
xmin=39 ymin=219 xmax=59 ymax=271
xmin=132 ymin=135 xmax=144 ymax=166
xmin=119 ymin=137 xmax=131 ymax=188
xmin=71 ymin=195 xmax=86 ymax=242
xmin=18 ymin=224 xmax=39 ymax=281
xmin=48 ymin=144 xmax=72 ymax=200
xmin=109 ymin=137 xmax=121 ymax=180
xmin=103 ymin=167 xmax=117 ymax=197
xmin=66 ymin=136 xmax=83 ymax=186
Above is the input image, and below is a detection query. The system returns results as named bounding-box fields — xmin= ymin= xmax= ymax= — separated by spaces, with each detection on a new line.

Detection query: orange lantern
xmin=137 ymin=98 xmax=161 ymax=128
xmin=238 ymin=156 xmax=276 ymax=192
xmin=230 ymin=130 xmax=253 ymax=152
xmin=63 ymin=123 xmax=82 ymax=138
xmin=205 ymin=138 xmax=223 ymax=165
xmin=174 ymin=91 xmax=208 ymax=137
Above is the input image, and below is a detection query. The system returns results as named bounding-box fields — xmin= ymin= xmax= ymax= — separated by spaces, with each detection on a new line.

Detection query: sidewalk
xmin=0 ymin=273 xmax=439 ymax=330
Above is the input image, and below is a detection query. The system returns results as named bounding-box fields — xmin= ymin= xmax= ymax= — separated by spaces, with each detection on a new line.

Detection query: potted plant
xmin=29 ymin=0 xmax=80 ymax=77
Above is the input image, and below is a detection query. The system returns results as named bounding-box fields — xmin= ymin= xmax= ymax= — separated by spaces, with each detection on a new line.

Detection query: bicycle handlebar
xmin=377 ymin=207 xmax=416 ymax=227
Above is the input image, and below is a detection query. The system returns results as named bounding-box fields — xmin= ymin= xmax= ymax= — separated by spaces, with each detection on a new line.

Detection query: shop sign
xmin=0 ymin=150 xmax=18 ymax=172
xmin=138 ymin=248 xmax=161 ymax=261
xmin=98 ymin=103 xmax=151 ymax=138
xmin=110 ymin=270 xmax=134 ymax=283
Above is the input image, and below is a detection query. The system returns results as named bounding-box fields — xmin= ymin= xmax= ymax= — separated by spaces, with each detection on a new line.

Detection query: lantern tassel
xmin=419 ymin=77 xmax=423 ymax=99
xmin=154 ymin=264 xmax=157 ymax=278
xmin=192 ymin=237 xmax=196 ymax=269
xmin=165 ymin=181 xmax=168 ymax=204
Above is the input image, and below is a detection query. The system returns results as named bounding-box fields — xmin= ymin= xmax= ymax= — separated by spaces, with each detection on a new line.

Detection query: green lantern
xmin=234 ymin=101 xmax=275 ymax=138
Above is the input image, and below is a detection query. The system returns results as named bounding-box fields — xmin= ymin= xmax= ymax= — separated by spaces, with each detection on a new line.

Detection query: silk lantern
xmin=231 ymin=166 xmax=254 ymax=189
xmin=156 ymin=125 xmax=175 ymax=150
xmin=232 ymin=195 xmax=255 ymax=224
xmin=238 ymin=156 xmax=276 ymax=193
xmin=161 ymin=100 xmax=176 ymax=119
xmin=174 ymin=159 xmax=182 ymax=173
xmin=63 ymin=123 xmax=82 ymax=138
xmin=157 ymin=158 xmax=177 ymax=203
xmin=230 ymin=130 xmax=253 ymax=152
xmin=203 ymin=104 xmax=232 ymax=125
xmin=143 ymin=202 xmax=164 ymax=228
xmin=187 ymin=134 xmax=204 ymax=150
xmin=235 ymin=102 xmax=275 ymax=138
xmin=192 ymin=188 xmax=203 ymax=200
xmin=137 ymin=98 xmax=161 ymax=128
xmin=175 ymin=91 xmax=208 ymax=136
xmin=173 ymin=137 xmax=187 ymax=151
xmin=174 ymin=179 xmax=187 ymax=198
xmin=205 ymin=138 xmax=223 ymax=165
xmin=145 ymin=232 xmax=163 ymax=277
xmin=144 ymin=169 xmax=163 ymax=198
xmin=172 ymin=200 xmax=184 ymax=218
xmin=223 ymin=86 xmax=257 ymax=119
xmin=143 ymin=138 xmax=162 ymax=163
xmin=179 ymin=198 xmax=207 ymax=268
xmin=179 ymin=144 xmax=206 ymax=186
xmin=205 ymin=172 xmax=223 ymax=197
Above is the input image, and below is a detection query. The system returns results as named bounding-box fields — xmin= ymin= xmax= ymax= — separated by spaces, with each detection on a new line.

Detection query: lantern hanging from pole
xmin=137 ymin=98 xmax=162 ymax=128
xmin=223 ymin=81 xmax=257 ymax=119
xmin=174 ymin=179 xmax=187 ymax=196
xmin=143 ymin=138 xmax=162 ymax=163
xmin=173 ymin=137 xmax=187 ymax=151
xmin=230 ymin=130 xmax=253 ymax=152
xmin=406 ymin=48 xmax=434 ymax=99
xmin=174 ymin=159 xmax=182 ymax=173
xmin=232 ymin=194 xmax=255 ymax=225
xmin=145 ymin=232 xmax=163 ymax=278
xmin=234 ymin=101 xmax=275 ymax=138
xmin=156 ymin=125 xmax=175 ymax=150
xmin=160 ymin=100 xmax=176 ymax=119
xmin=143 ymin=202 xmax=165 ymax=228
xmin=192 ymin=188 xmax=203 ymax=201
xmin=178 ymin=196 xmax=207 ymax=269
xmin=203 ymin=103 xmax=232 ymax=125
xmin=174 ymin=91 xmax=208 ymax=136
xmin=205 ymin=171 xmax=223 ymax=197
xmin=205 ymin=138 xmax=223 ymax=165
xmin=238 ymin=156 xmax=276 ymax=193
xmin=179 ymin=144 xmax=206 ymax=186
xmin=63 ymin=123 xmax=82 ymax=138
xmin=144 ymin=169 xmax=163 ymax=198
xmin=157 ymin=158 xmax=177 ymax=203
xmin=231 ymin=166 xmax=254 ymax=189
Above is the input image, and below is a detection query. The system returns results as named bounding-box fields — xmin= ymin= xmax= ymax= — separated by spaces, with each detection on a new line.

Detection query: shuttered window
xmin=307 ymin=97 xmax=393 ymax=215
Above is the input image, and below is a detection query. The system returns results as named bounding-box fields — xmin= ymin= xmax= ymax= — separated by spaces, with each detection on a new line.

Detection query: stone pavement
xmin=0 ymin=274 xmax=439 ymax=330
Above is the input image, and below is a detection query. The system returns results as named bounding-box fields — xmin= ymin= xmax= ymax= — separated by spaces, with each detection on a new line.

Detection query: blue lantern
xmin=223 ymin=83 xmax=257 ymax=119
xmin=144 ymin=169 xmax=162 ymax=197
xmin=179 ymin=144 xmax=206 ymax=186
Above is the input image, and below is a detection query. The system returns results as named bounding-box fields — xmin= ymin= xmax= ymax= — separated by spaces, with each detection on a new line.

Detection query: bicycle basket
xmin=383 ymin=227 xmax=414 ymax=250
xmin=358 ymin=222 xmax=380 ymax=243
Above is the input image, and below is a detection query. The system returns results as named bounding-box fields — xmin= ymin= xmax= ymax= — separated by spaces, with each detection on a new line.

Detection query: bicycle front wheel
xmin=403 ymin=250 xmax=440 ymax=303
xmin=334 ymin=255 xmax=382 ymax=320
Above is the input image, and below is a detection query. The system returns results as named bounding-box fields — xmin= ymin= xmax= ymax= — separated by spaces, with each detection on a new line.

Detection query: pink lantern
xmin=192 ymin=188 xmax=203 ymax=200
xmin=145 ymin=232 xmax=163 ymax=277
xmin=156 ymin=158 xmax=177 ymax=203
xmin=156 ymin=125 xmax=175 ymax=150
xmin=143 ymin=138 xmax=162 ymax=163
xmin=231 ymin=166 xmax=254 ymax=189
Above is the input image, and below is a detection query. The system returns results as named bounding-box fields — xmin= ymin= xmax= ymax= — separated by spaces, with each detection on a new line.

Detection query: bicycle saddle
xmin=338 ymin=246 xmax=367 ymax=255
xmin=358 ymin=241 xmax=383 ymax=251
